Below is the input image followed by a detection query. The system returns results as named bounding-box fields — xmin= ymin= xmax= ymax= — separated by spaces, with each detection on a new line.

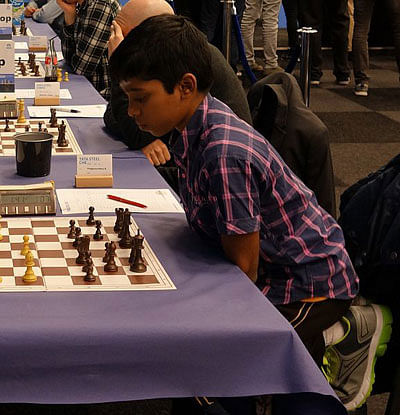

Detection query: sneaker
xmin=336 ymin=76 xmax=351 ymax=85
xmin=354 ymin=82 xmax=368 ymax=96
xmin=323 ymin=304 xmax=392 ymax=411
xmin=249 ymin=62 xmax=263 ymax=72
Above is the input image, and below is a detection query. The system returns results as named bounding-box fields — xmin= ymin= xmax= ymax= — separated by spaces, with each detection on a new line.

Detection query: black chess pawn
xmin=82 ymin=252 xmax=92 ymax=273
xmin=86 ymin=206 xmax=95 ymax=225
xmin=114 ymin=208 xmax=123 ymax=232
xmin=17 ymin=57 xmax=22 ymax=66
xmin=104 ymin=241 xmax=118 ymax=272
xmin=67 ymin=219 xmax=76 ymax=239
xmin=130 ymin=231 xmax=147 ymax=273
xmin=34 ymin=65 xmax=40 ymax=76
xmin=102 ymin=242 xmax=110 ymax=263
xmin=25 ymin=125 xmax=29 ymax=132
xmin=38 ymin=121 xmax=42 ymax=132
xmin=72 ymin=227 xmax=81 ymax=248
xmin=84 ymin=261 xmax=96 ymax=282
xmin=12 ymin=25 xmax=16 ymax=35
xmin=49 ymin=108 xmax=58 ymax=127
xmin=75 ymin=238 xmax=86 ymax=265
xmin=93 ymin=220 xmax=103 ymax=240
xmin=4 ymin=119 xmax=10 ymax=132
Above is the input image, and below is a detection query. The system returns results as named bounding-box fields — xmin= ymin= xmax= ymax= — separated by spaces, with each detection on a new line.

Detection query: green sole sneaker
xmin=323 ymin=304 xmax=392 ymax=411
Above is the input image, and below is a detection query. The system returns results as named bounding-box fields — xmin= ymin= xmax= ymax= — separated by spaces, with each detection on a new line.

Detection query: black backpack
xmin=339 ymin=154 xmax=400 ymax=306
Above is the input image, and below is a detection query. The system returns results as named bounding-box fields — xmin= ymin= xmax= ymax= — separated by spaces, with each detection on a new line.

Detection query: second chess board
xmin=0 ymin=119 xmax=82 ymax=156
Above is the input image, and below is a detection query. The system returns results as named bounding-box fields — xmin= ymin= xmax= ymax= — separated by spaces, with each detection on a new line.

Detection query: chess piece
xmin=20 ymin=21 xmax=25 ymax=35
xmin=84 ymin=261 xmax=96 ymax=282
xmin=17 ymin=100 xmax=26 ymax=124
xmin=67 ymin=219 xmax=76 ymax=239
xmin=20 ymin=235 xmax=30 ymax=255
xmin=38 ymin=121 xmax=42 ymax=132
xmin=17 ymin=57 xmax=22 ymax=66
xmin=72 ymin=227 xmax=81 ymax=248
xmin=23 ymin=251 xmax=37 ymax=283
xmin=102 ymin=242 xmax=110 ymax=263
xmin=49 ymin=108 xmax=58 ymax=127
xmin=57 ymin=121 xmax=67 ymax=147
xmin=86 ymin=206 xmax=95 ymax=225
xmin=75 ymin=236 xmax=90 ymax=265
xmin=130 ymin=230 xmax=147 ymax=273
xmin=64 ymin=72 xmax=69 ymax=82
xmin=104 ymin=241 xmax=118 ymax=272
xmin=82 ymin=251 xmax=92 ymax=273
xmin=25 ymin=125 xmax=29 ymax=132
xmin=34 ymin=65 xmax=40 ymax=76
xmin=114 ymin=208 xmax=123 ymax=232
xmin=12 ymin=24 xmax=16 ymax=35
xmin=57 ymin=68 xmax=62 ymax=82
xmin=119 ymin=209 xmax=132 ymax=248
xmin=93 ymin=220 xmax=103 ymax=240
xmin=4 ymin=119 xmax=10 ymax=132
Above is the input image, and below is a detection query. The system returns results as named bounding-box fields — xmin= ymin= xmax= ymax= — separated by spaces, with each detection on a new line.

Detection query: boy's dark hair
xmin=109 ymin=14 xmax=213 ymax=94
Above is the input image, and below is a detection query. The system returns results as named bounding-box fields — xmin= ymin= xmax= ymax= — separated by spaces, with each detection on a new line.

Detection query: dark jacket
xmin=103 ymin=43 xmax=252 ymax=150
xmin=247 ymin=72 xmax=336 ymax=217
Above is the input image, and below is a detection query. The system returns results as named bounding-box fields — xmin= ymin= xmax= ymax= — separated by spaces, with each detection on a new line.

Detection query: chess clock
xmin=0 ymin=181 xmax=56 ymax=215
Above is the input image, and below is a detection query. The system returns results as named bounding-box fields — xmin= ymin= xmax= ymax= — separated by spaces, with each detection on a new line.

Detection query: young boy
xmin=109 ymin=14 xmax=389 ymax=412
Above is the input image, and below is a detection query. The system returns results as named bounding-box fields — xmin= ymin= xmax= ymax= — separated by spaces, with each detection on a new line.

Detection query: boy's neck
xmin=176 ymin=93 xmax=207 ymax=132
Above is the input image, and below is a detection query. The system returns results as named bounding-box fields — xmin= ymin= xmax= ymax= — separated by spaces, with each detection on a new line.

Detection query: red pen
xmin=107 ymin=194 xmax=147 ymax=209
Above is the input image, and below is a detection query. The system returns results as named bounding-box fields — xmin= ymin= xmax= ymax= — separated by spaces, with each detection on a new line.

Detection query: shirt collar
xmin=170 ymin=94 xmax=210 ymax=161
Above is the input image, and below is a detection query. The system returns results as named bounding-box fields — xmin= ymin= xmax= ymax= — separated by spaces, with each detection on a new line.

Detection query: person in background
xmin=56 ymin=0 xmax=119 ymax=100
xmin=241 ymin=0 xmax=284 ymax=75
xmin=25 ymin=0 xmax=64 ymax=37
xmin=105 ymin=0 xmax=252 ymax=192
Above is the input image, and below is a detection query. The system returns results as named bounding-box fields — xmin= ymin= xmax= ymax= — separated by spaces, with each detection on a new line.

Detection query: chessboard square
xmin=69 ymin=266 xmax=98 ymax=276
xmin=100 ymin=275 xmax=130 ymax=286
xmin=32 ymin=227 xmax=58 ymax=235
xmin=40 ymin=258 xmax=68 ymax=267
xmin=47 ymin=128 xmax=58 ymax=133
xmin=0 ymin=267 xmax=16 ymax=276
xmin=35 ymin=241 xmax=62 ymax=250
xmin=119 ymin=258 xmax=130 ymax=267
xmin=63 ymin=249 xmax=79 ymax=259
xmin=89 ymin=250 xmax=105 ymax=258
xmin=0 ymin=277 xmax=16 ymax=287
xmin=123 ymin=266 xmax=153 ymax=277
xmin=0 ymin=250 xmax=11 ymax=257
xmin=9 ymin=227 xmax=33 ymax=234
xmin=96 ymin=266 xmax=124 ymax=275
xmin=61 ymin=241 xmax=75 ymax=250
xmin=71 ymin=276 xmax=102 ymax=285
xmin=116 ymin=248 xmax=131 ymax=257
xmin=92 ymin=257 xmax=106 ymax=266
xmin=78 ymin=220 xmax=93 ymax=228
xmin=0 ymin=235 xmax=10 ymax=242
xmin=31 ymin=220 xmax=56 ymax=227
xmin=15 ymin=276 xmax=45 ymax=286
xmin=9 ymin=233 xmax=33 ymax=242
xmin=45 ymin=276 xmax=74 ymax=288
xmin=0 ymin=258 xmax=13 ymax=266
xmin=1 ymin=132 xmax=15 ymax=137
xmin=41 ymin=267 xmax=69 ymax=276
xmin=37 ymin=249 xmax=64 ymax=258
xmin=90 ymin=240 xmax=110 ymax=249
xmin=13 ymin=258 xmax=40 ymax=267
xmin=66 ymin=258 xmax=82 ymax=267
xmin=54 ymin=148 xmax=73 ymax=153
xmin=7 ymin=219 xmax=32 ymax=227
xmin=127 ymin=274 xmax=158 ymax=284
xmin=56 ymin=227 xmax=69 ymax=235
xmin=34 ymin=235 xmax=60 ymax=243
xmin=3 ymin=149 xmax=15 ymax=156
xmin=11 ymin=249 xmax=37 ymax=259
xmin=104 ymin=226 xmax=115 ymax=234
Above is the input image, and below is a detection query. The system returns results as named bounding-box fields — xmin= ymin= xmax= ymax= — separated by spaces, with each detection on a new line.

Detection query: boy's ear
xmin=179 ymin=73 xmax=197 ymax=98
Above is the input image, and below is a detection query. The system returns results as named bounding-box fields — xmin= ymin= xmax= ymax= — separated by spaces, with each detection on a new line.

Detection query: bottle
xmin=44 ymin=38 xmax=57 ymax=82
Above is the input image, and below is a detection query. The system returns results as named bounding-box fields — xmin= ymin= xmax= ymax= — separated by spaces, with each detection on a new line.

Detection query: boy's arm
xmin=221 ymin=232 xmax=259 ymax=282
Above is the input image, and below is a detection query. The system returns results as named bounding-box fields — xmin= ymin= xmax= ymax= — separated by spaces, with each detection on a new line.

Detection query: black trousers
xmin=282 ymin=0 xmax=299 ymax=49
xmin=298 ymin=0 xmax=350 ymax=79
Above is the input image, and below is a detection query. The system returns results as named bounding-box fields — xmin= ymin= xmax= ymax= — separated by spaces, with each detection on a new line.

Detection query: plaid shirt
xmin=170 ymin=95 xmax=359 ymax=305
xmin=62 ymin=0 xmax=119 ymax=100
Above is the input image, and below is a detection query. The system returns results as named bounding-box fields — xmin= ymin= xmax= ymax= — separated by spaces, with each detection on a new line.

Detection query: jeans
xmin=298 ymin=0 xmax=350 ymax=80
xmin=353 ymin=0 xmax=400 ymax=82
xmin=241 ymin=0 xmax=282 ymax=68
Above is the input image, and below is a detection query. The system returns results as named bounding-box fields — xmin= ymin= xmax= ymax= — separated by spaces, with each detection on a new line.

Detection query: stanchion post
xmin=298 ymin=27 xmax=317 ymax=107
xmin=221 ymin=0 xmax=234 ymax=63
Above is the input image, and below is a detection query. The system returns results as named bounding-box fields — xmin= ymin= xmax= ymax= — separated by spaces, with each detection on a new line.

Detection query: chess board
xmin=0 ymin=216 xmax=176 ymax=292
xmin=0 ymin=119 xmax=82 ymax=156
xmin=15 ymin=60 xmax=45 ymax=78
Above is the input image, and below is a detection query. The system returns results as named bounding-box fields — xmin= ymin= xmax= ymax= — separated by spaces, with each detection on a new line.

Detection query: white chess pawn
xmin=20 ymin=235 xmax=30 ymax=255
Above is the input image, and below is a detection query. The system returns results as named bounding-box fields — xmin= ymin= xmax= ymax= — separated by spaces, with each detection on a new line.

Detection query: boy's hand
xmin=142 ymin=139 xmax=171 ymax=166
xmin=24 ymin=6 xmax=37 ymax=17
xmin=108 ymin=20 xmax=124 ymax=58
xmin=56 ymin=0 xmax=77 ymax=25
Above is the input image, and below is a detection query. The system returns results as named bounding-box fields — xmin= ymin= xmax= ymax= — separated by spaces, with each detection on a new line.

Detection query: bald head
xmin=116 ymin=0 xmax=174 ymax=36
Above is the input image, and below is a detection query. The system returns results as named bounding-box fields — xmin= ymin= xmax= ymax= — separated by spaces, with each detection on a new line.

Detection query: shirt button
xmin=390 ymin=251 xmax=398 ymax=260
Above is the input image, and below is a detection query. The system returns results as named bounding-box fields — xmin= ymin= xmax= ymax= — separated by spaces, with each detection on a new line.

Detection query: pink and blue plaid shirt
xmin=170 ymin=95 xmax=359 ymax=305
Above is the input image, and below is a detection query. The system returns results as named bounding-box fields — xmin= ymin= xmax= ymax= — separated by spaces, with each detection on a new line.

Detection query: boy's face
xmin=120 ymin=77 xmax=187 ymax=137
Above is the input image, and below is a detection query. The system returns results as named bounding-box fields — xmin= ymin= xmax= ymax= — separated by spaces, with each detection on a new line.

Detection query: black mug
xmin=15 ymin=132 xmax=53 ymax=177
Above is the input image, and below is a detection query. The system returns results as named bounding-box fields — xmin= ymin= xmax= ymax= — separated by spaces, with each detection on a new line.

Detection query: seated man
xmin=56 ymin=0 xmax=119 ymax=100
xmin=105 ymin=0 xmax=251 ymax=192
xmin=25 ymin=0 xmax=64 ymax=37
xmin=110 ymin=15 xmax=392 ymax=414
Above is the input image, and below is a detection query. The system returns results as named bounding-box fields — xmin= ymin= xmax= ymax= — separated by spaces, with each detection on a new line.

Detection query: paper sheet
xmin=15 ymin=51 xmax=64 ymax=62
xmin=16 ymin=89 xmax=72 ymax=99
xmin=14 ymin=42 xmax=28 ymax=49
xmin=56 ymin=189 xmax=184 ymax=214
xmin=28 ymin=104 xmax=106 ymax=118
